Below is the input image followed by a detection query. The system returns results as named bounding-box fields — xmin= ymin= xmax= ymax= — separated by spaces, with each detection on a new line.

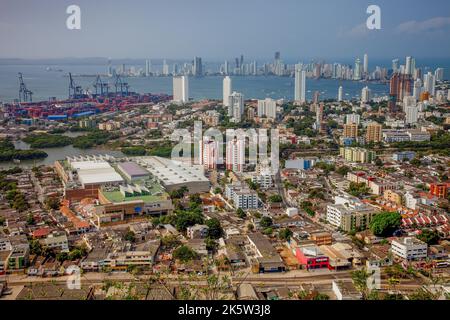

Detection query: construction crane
xmin=114 ymin=74 xmax=130 ymax=97
xmin=93 ymin=75 xmax=109 ymax=96
xmin=68 ymin=72 xmax=84 ymax=99
xmin=18 ymin=73 xmax=33 ymax=102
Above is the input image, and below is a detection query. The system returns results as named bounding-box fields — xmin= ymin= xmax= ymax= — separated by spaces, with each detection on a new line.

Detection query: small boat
xmin=13 ymin=159 xmax=21 ymax=164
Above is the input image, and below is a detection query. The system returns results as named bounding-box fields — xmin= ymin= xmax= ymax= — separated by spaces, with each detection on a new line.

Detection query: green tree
xmin=351 ymin=269 xmax=370 ymax=299
xmin=369 ymin=212 xmax=402 ymax=237
xmin=206 ymin=218 xmax=223 ymax=239
xmin=408 ymin=288 xmax=434 ymax=300
xmin=268 ymin=194 xmax=283 ymax=203
xmin=205 ymin=238 xmax=218 ymax=252
xmin=45 ymin=197 xmax=60 ymax=210
xmin=417 ymin=229 xmax=439 ymax=245
xmin=29 ymin=240 xmax=43 ymax=255
xmin=26 ymin=213 xmax=35 ymax=225
xmin=410 ymin=158 xmax=422 ymax=167
xmin=260 ymin=216 xmax=273 ymax=228
xmin=125 ymin=230 xmax=136 ymax=242
xmin=189 ymin=193 xmax=202 ymax=205
xmin=161 ymin=234 xmax=181 ymax=249
xmin=236 ymin=208 xmax=246 ymax=219
xmin=68 ymin=248 xmax=86 ymax=260
xmin=279 ymin=228 xmax=293 ymax=240
xmin=336 ymin=166 xmax=351 ymax=176
xmin=173 ymin=245 xmax=198 ymax=262
xmin=56 ymin=252 xmax=69 ymax=262
xmin=347 ymin=182 xmax=371 ymax=198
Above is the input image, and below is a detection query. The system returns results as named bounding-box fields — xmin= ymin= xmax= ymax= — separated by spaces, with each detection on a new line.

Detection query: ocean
xmin=0 ymin=58 xmax=449 ymax=103
xmin=0 ymin=64 xmax=389 ymax=103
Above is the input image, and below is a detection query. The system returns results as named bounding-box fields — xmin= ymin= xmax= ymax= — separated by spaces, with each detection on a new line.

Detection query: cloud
xmin=395 ymin=16 xmax=450 ymax=34
xmin=337 ymin=23 xmax=375 ymax=39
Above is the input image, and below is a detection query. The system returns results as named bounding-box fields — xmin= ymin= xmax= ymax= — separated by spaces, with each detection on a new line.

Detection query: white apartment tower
xmin=413 ymin=79 xmax=422 ymax=100
xmin=363 ymin=53 xmax=369 ymax=75
xmin=223 ymin=76 xmax=232 ymax=107
xmin=405 ymin=56 xmax=412 ymax=75
xmin=405 ymin=105 xmax=419 ymax=124
xmin=145 ymin=59 xmax=151 ymax=77
xmin=199 ymin=137 xmax=221 ymax=170
xmin=173 ymin=76 xmax=189 ymax=103
xmin=226 ymin=137 xmax=245 ymax=173
xmin=257 ymin=98 xmax=277 ymax=119
xmin=228 ymin=92 xmax=244 ymax=122
xmin=434 ymin=68 xmax=444 ymax=82
xmin=294 ymin=64 xmax=306 ymax=104
xmin=361 ymin=86 xmax=371 ymax=103
xmin=424 ymin=72 xmax=436 ymax=96
xmin=346 ymin=113 xmax=361 ymax=125
xmin=338 ymin=86 xmax=343 ymax=102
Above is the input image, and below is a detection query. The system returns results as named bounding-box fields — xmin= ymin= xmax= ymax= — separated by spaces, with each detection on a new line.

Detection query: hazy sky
xmin=1 ymin=0 xmax=450 ymax=60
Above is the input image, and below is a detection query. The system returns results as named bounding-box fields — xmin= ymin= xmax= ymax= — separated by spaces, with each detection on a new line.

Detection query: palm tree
xmin=387 ymin=277 xmax=400 ymax=293
xmin=351 ymin=269 xmax=370 ymax=299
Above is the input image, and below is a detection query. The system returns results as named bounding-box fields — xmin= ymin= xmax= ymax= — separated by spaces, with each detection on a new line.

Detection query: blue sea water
xmin=0 ymin=64 xmax=385 ymax=103
xmin=0 ymin=58 xmax=449 ymax=103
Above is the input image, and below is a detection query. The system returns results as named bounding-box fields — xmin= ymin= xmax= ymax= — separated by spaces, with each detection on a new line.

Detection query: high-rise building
xmin=275 ymin=52 xmax=281 ymax=60
xmin=363 ymin=54 xmax=369 ymax=75
xmin=346 ymin=114 xmax=361 ymax=125
xmin=361 ymin=86 xmax=371 ymax=103
xmin=162 ymin=60 xmax=169 ymax=76
xmin=226 ymin=136 xmax=245 ymax=172
xmin=403 ymin=96 xmax=416 ymax=111
xmin=392 ymin=59 xmax=399 ymax=73
xmin=366 ymin=122 xmax=382 ymax=143
xmin=223 ymin=76 xmax=232 ymax=107
xmin=316 ymin=103 xmax=324 ymax=130
xmin=338 ymin=86 xmax=343 ymax=102
xmin=173 ymin=76 xmax=189 ymax=103
xmin=107 ymin=59 xmax=113 ymax=77
xmin=343 ymin=123 xmax=358 ymax=138
xmin=405 ymin=105 xmax=419 ymax=124
xmin=390 ymin=73 xmax=413 ymax=102
xmin=193 ymin=57 xmax=203 ymax=77
xmin=424 ymin=72 xmax=436 ymax=96
xmin=145 ymin=59 xmax=151 ymax=77
xmin=224 ymin=60 xmax=229 ymax=75
xmin=434 ymin=68 xmax=444 ymax=82
xmin=199 ymin=137 xmax=220 ymax=170
xmin=313 ymin=91 xmax=320 ymax=104
xmin=405 ymin=56 xmax=412 ymax=75
xmin=257 ymin=98 xmax=277 ymax=119
xmin=354 ymin=58 xmax=362 ymax=80
xmin=228 ymin=92 xmax=244 ymax=122
xmin=413 ymin=79 xmax=422 ymax=100
xmin=294 ymin=65 xmax=306 ymax=104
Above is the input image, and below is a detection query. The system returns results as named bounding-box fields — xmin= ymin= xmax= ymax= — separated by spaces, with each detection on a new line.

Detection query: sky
xmin=1 ymin=0 xmax=450 ymax=60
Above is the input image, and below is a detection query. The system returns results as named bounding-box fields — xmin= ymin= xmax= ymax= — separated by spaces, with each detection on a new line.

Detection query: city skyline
xmin=1 ymin=0 xmax=450 ymax=59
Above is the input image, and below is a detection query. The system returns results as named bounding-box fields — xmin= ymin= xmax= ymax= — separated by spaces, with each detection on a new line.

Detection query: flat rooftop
xmin=117 ymin=162 xmax=149 ymax=177
xmin=136 ymin=156 xmax=209 ymax=186
xmin=70 ymin=161 xmax=124 ymax=186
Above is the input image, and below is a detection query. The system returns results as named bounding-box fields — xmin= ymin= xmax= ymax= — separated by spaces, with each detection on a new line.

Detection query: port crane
xmin=114 ymin=74 xmax=130 ymax=97
xmin=93 ymin=75 xmax=109 ymax=96
xmin=68 ymin=72 xmax=84 ymax=99
xmin=18 ymin=73 xmax=33 ymax=102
